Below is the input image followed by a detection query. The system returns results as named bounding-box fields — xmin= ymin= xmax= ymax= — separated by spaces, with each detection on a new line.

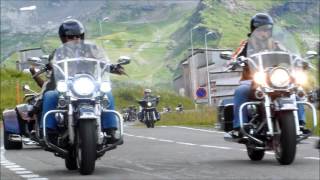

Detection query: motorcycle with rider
xmin=2 ymin=19 xmax=129 ymax=175
xmin=220 ymin=13 xmax=318 ymax=165
xmin=137 ymin=89 xmax=160 ymax=128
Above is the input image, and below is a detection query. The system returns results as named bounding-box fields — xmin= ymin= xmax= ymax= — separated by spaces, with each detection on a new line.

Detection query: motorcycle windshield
xmin=52 ymin=40 xmax=111 ymax=83
xmin=247 ymin=25 xmax=300 ymax=71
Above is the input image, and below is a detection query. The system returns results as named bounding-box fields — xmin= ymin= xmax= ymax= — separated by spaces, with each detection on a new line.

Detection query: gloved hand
xmin=110 ymin=64 xmax=127 ymax=75
xmin=29 ymin=65 xmax=37 ymax=75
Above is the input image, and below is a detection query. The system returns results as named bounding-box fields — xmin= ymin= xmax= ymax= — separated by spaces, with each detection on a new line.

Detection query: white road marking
xmin=265 ymin=152 xmax=275 ymax=155
xmin=20 ymin=174 xmax=40 ymax=178
xmin=304 ymin=157 xmax=320 ymax=160
xmin=172 ymin=126 xmax=225 ymax=134
xmin=157 ymin=139 xmax=175 ymax=143
xmin=15 ymin=170 xmax=33 ymax=174
xmin=125 ymin=133 xmax=233 ymax=150
xmin=10 ymin=167 xmax=27 ymax=171
xmin=175 ymin=142 xmax=196 ymax=146
xmin=199 ymin=145 xmax=232 ymax=150
xmin=2 ymin=163 xmax=16 ymax=166
xmin=1 ymin=146 xmax=49 ymax=180
xmin=5 ymin=165 xmax=21 ymax=168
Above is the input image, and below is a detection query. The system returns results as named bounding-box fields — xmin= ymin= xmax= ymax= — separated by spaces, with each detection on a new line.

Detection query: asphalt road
xmin=1 ymin=124 xmax=319 ymax=180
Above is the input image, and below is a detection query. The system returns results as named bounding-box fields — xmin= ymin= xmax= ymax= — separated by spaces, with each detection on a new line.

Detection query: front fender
xmin=3 ymin=109 xmax=20 ymax=134
xmin=274 ymin=98 xmax=298 ymax=111
xmin=78 ymin=105 xmax=98 ymax=120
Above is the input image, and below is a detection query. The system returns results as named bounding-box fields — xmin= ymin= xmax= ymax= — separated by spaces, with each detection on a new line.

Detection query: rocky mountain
xmin=1 ymin=0 xmax=319 ymax=87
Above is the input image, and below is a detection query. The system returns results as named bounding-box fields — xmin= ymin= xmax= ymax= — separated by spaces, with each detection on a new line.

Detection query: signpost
xmin=196 ymin=87 xmax=207 ymax=98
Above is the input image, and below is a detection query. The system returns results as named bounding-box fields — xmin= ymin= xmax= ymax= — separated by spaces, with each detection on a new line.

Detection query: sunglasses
xmin=65 ymin=35 xmax=81 ymax=39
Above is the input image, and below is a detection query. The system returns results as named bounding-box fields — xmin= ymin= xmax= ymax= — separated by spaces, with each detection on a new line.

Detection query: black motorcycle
xmin=123 ymin=106 xmax=137 ymax=122
xmin=138 ymin=96 xmax=160 ymax=128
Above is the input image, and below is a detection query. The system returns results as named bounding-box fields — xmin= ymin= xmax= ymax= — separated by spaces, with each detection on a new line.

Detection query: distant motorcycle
xmin=123 ymin=106 xmax=137 ymax=122
xmin=175 ymin=104 xmax=184 ymax=112
xmin=138 ymin=96 xmax=160 ymax=128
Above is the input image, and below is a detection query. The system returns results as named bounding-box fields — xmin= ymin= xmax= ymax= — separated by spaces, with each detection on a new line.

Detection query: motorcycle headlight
xmin=100 ymin=82 xmax=112 ymax=93
xmin=253 ymin=72 xmax=266 ymax=85
xmin=293 ymin=70 xmax=307 ymax=86
xmin=269 ymin=68 xmax=290 ymax=88
xmin=72 ymin=77 xmax=95 ymax=96
xmin=57 ymin=81 xmax=68 ymax=93
xmin=147 ymin=102 xmax=152 ymax=107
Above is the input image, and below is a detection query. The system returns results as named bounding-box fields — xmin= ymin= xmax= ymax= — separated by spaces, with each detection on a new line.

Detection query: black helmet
xmin=250 ymin=13 xmax=273 ymax=32
xmin=58 ymin=19 xmax=85 ymax=43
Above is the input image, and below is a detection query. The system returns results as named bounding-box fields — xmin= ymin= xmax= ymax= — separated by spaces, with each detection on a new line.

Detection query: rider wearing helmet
xmin=138 ymin=89 xmax=160 ymax=121
xmin=228 ymin=13 xmax=308 ymax=138
xmin=143 ymin=89 xmax=152 ymax=98
xmin=36 ymin=19 xmax=123 ymax=144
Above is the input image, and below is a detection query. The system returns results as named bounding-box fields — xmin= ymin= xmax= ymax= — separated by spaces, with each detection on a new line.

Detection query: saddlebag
xmin=3 ymin=109 xmax=21 ymax=134
xmin=218 ymin=98 xmax=234 ymax=132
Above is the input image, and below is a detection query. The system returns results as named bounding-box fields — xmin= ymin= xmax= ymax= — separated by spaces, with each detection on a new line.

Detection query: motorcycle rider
xmin=138 ymin=89 xmax=160 ymax=121
xmin=228 ymin=13 xmax=309 ymax=138
xmin=31 ymin=19 xmax=125 ymax=144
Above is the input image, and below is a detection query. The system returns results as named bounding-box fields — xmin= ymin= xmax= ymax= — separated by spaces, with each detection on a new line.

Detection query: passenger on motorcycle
xmin=36 ymin=19 xmax=125 ymax=144
xmin=229 ymin=13 xmax=309 ymax=138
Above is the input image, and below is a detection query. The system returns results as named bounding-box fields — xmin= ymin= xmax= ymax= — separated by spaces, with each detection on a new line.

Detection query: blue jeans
xmin=41 ymin=90 xmax=118 ymax=130
xmin=233 ymin=80 xmax=305 ymax=129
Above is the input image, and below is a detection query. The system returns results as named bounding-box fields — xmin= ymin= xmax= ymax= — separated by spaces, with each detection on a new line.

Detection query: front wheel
xmin=76 ymin=120 xmax=97 ymax=175
xmin=274 ymin=111 xmax=296 ymax=165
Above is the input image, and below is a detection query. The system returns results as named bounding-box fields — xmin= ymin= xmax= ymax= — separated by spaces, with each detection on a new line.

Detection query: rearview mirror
xmin=22 ymin=84 xmax=37 ymax=94
xmin=220 ymin=51 xmax=232 ymax=60
xmin=118 ymin=56 xmax=131 ymax=65
xmin=23 ymin=84 xmax=31 ymax=92
xmin=306 ymin=51 xmax=318 ymax=59
xmin=27 ymin=57 xmax=45 ymax=66
xmin=40 ymin=55 xmax=49 ymax=62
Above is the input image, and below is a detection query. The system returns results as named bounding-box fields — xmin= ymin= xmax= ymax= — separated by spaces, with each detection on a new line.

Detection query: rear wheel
xmin=77 ymin=120 xmax=97 ymax=175
xmin=3 ymin=122 xmax=22 ymax=150
xmin=274 ymin=111 xmax=296 ymax=165
xmin=246 ymin=145 xmax=265 ymax=161
xmin=65 ymin=147 xmax=78 ymax=170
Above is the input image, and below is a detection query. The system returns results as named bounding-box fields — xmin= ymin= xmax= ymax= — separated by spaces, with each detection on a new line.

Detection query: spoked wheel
xmin=274 ymin=111 xmax=296 ymax=165
xmin=76 ymin=120 xmax=97 ymax=175
xmin=246 ymin=144 xmax=265 ymax=161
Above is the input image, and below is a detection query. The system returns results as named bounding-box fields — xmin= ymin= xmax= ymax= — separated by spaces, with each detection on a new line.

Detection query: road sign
xmin=196 ymin=87 xmax=207 ymax=98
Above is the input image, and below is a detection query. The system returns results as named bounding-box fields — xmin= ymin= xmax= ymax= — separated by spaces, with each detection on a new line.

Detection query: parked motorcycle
xmin=138 ymin=96 xmax=160 ymax=128
xmin=220 ymin=25 xmax=318 ymax=165
xmin=2 ymin=40 xmax=130 ymax=175
xmin=122 ymin=106 xmax=137 ymax=122
xmin=2 ymin=84 xmax=40 ymax=150
xmin=175 ymin=103 xmax=184 ymax=112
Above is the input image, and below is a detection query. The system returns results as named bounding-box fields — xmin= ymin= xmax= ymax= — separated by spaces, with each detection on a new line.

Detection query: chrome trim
xmin=291 ymin=94 xmax=301 ymax=135
xmin=96 ymin=103 xmax=102 ymax=144
xmin=43 ymin=110 xmax=68 ymax=156
xmin=68 ymin=104 xmax=74 ymax=144
xmin=239 ymin=101 xmax=264 ymax=145
xmin=264 ymin=96 xmax=274 ymax=136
